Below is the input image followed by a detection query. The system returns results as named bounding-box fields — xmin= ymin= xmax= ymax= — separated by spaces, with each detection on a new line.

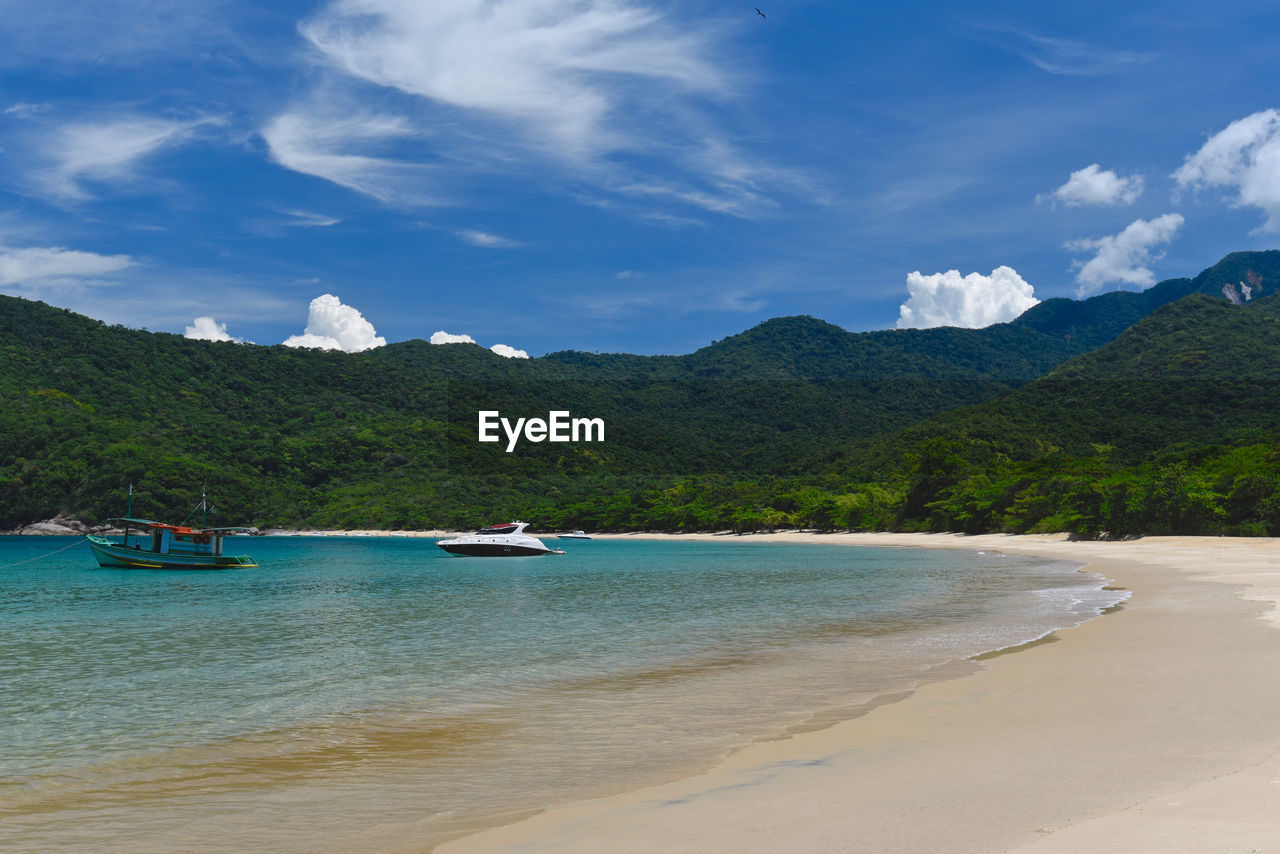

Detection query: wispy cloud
xmin=971 ymin=25 xmax=1157 ymax=76
xmin=456 ymin=229 xmax=521 ymax=248
xmin=570 ymin=281 xmax=767 ymax=319
xmin=262 ymin=108 xmax=438 ymax=205
xmin=1040 ymin=163 xmax=1144 ymax=207
xmin=0 ymin=242 xmax=298 ymax=332
xmin=264 ymin=0 xmax=793 ymax=219
xmin=0 ymin=244 xmax=135 ymax=293
xmin=1173 ymin=109 xmax=1280 ymax=233
xmin=1066 ymin=213 xmax=1184 ymax=295
xmin=300 ymin=0 xmax=725 ymax=156
xmin=281 ymin=209 xmax=342 ymax=227
xmin=28 ymin=114 xmax=219 ymax=201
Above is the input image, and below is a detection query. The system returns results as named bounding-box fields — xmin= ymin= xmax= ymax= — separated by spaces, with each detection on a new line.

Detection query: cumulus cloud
xmin=1173 ymin=109 xmax=1280 ymax=232
xmin=1066 ymin=213 xmax=1184 ymax=295
xmin=429 ymin=329 xmax=526 ymax=357
xmin=184 ymin=316 xmax=238 ymax=342
xmin=262 ymin=109 xmax=435 ymax=205
xmin=0 ymin=244 xmax=135 ymax=287
xmin=896 ymin=266 xmax=1039 ymax=329
xmin=490 ymin=343 xmax=529 ymax=359
xmin=430 ymin=330 xmax=477 ymax=345
xmin=1041 ymin=163 xmax=1143 ymax=207
xmin=282 ymin=293 xmax=386 ymax=352
xmin=35 ymin=114 xmax=216 ymax=200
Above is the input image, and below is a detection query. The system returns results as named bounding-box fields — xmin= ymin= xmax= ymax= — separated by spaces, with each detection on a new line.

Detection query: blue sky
xmin=2 ymin=0 xmax=1278 ymax=356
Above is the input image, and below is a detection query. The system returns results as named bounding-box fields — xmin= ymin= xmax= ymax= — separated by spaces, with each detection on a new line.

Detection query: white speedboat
xmin=558 ymin=530 xmax=593 ymax=540
xmin=437 ymin=522 xmax=565 ymax=557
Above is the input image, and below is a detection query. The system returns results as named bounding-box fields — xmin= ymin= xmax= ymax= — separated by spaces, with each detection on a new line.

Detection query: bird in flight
xmin=755 ymin=7 xmax=766 ymax=18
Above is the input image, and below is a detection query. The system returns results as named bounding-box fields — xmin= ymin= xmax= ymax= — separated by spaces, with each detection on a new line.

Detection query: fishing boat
xmin=86 ymin=489 xmax=257 ymax=569
xmin=437 ymin=522 xmax=565 ymax=557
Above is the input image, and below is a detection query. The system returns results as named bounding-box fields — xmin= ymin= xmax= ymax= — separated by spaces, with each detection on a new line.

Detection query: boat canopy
xmin=477 ymin=522 xmax=523 ymax=534
xmin=107 ymin=517 xmax=256 ymax=534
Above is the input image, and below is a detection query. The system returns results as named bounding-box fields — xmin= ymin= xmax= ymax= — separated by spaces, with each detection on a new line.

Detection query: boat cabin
xmin=113 ymin=517 xmax=242 ymax=557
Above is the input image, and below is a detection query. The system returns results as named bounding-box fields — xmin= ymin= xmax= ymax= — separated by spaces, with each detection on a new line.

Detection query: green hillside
xmin=837 ymin=292 xmax=1280 ymax=536
xmin=2 ymin=250 xmax=1278 ymax=535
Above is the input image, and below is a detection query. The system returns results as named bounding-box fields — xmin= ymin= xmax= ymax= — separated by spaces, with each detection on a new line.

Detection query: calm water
xmin=0 ymin=535 xmax=1123 ymax=852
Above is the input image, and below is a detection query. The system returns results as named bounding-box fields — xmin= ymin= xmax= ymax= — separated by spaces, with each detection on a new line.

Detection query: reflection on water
xmin=0 ymin=536 xmax=1123 ymax=851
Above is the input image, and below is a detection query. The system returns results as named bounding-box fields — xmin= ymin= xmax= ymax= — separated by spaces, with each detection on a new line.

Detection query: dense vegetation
xmin=3 ymin=251 xmax=1278 ymax=537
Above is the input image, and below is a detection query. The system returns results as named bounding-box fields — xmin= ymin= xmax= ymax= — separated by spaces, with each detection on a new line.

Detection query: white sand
xmin=432 ymin=533 xmax=1280 ymax=853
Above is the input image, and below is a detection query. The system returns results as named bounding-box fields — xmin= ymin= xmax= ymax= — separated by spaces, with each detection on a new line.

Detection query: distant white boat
xmin=558 ymin=530 xmax=593 ymax=540
xmin=437 ymin=522 xmax=565 ymax=556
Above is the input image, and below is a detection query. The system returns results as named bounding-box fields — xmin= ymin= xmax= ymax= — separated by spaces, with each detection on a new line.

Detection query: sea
xmin=0 ymin=534 xmax=1125 ymax=852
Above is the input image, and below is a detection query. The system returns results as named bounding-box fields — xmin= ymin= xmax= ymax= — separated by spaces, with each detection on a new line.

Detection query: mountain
xmin=2 ymin=250 xmax=1279 ymax=533
xmin=838 ymin=291 xmax=1280 ymax=536
xmin=1010 ymin=250 xmax=1278 ymax=344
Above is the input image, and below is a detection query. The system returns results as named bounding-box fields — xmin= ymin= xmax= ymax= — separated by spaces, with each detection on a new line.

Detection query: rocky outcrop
xmin=9 ymin=515 xmax=121 ymax=536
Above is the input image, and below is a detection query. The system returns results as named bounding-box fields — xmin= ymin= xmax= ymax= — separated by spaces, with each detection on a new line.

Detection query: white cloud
xmin=429 ymin=329 xmax=526 ymax=356
xmin=300 ymin=0 xmax=723 ymax=157
xmin=37 ymin=115 xmax=215 ymax=200
xmin=1066 ymin=213 xmax=1184 ymax=295
xmin=1173 ymin=109 xmax=1280 ymax=232
xmin=282 ymin=293 xmax=386 ymax=352
xmin=282 ymin=209 xmax=341 ymax=227
xmin=430 ymin=330 xmax=477 ymax=345
xmin=262 ymin=109 xmax=435 ymax=205
xmin=278 ymin=0 xmax=788 ymax=218
xmin=184 ymin=316 xmax=239 ymax=342
xmin=1042 ymin=163 xmax=1143 ymax=207
xmin=490 ymin=343 xmax=529 ymax=359
xmin=896 ymin=266 xmax=1039 ymax=329
xmin=976 ymin=26 xmax=1157 ymax=76
xmin=456 ymin=229 xmax=520 ymax=248
xmin=0 ymin=244 xmax=135 ymax=287
xmin=4 ymin=101 xmax=45 ymax=117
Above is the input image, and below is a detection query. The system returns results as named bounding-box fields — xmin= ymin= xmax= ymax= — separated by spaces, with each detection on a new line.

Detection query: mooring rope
xmin=0 ymin=536 xmax=88 ymax=568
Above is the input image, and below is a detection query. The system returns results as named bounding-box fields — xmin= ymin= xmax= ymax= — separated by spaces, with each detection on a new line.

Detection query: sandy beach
xmin=431 ymin=533 xmax=1280 ymax=853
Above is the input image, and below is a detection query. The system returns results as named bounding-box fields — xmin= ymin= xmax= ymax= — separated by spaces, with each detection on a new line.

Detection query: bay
xmin=0 ymin=535 xmax=1123 ymax=851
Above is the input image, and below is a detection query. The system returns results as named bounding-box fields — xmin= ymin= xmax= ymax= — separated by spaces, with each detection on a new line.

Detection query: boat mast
xmin=123 ymin=483 xmax=133 ymax=548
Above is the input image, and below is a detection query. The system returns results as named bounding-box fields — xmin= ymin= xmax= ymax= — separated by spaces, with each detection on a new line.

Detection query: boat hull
xmin=87 ymin=536 xmax=257 ymax=569
xmin=437 ymin=542 xmax=557 ymax=557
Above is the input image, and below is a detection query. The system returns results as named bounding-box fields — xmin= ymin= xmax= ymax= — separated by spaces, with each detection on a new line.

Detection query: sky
xmin=1 ymin=0 xmax=1279 ymax=357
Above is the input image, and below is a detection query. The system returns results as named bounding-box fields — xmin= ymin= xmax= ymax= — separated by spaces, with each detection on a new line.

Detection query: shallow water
xmin=0 ymin=535 xmax=1124 ymax=851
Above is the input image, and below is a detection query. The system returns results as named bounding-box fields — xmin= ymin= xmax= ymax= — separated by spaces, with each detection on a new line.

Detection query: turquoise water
xmin=0 ymin=535 xmax=1122 ymax=851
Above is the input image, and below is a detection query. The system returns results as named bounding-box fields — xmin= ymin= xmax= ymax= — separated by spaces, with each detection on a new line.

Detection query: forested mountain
xmin=824 ymin=291 xmax=1280 ymax=536
xmin=2 ymin=250 xmax=1278 ymax=535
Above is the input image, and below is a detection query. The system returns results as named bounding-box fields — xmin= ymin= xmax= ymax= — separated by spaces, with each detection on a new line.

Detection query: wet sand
xmin=431 ymin=533 xmax=1280 ymax=853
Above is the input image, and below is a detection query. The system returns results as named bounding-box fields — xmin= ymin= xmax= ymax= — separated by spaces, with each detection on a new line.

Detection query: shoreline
xmin=430 ymin=533 xmax=1280 ymax=853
